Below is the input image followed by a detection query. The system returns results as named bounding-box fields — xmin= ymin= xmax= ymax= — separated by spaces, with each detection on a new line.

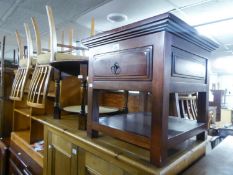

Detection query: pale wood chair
xmin=26 ymin=17 xmax=52 ymax=108
xmin=27 ymin=8 xmax=87 ymax=109
xmin=33 ymin=5 xmax=88 ymax=65
xmin=9 ymin=24 xmax=36 ymax=101
xmin=46 ymin=6 xmax=89 ymax=118
xmin=44 ymin=6 xmax=120 ymax=128
xmin=174 ymin=93 xmax=198 ymax=120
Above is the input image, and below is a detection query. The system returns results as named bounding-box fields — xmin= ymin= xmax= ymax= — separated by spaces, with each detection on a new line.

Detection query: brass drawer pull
xmin=111 ymin=62 xmax=121 ymax=75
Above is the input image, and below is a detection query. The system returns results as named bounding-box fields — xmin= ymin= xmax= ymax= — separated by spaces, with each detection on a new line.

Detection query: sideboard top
xmin=82 ymin=12 xmax=218 ymax=51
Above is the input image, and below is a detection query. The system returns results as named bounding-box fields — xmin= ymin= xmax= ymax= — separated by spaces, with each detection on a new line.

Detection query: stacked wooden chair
xmin=26 ymin=17 xmax=52 ymax=109
xmin=24 ymin=6 xmax=89 ymax=123
xmin=9 ymin=24 xmax=36 ymax=101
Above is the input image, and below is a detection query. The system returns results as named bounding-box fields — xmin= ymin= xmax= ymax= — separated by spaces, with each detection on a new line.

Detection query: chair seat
xmin=37 ymin=52 xmax=88 ymax=65
xmin=19 ymin=57 xmax=37 ymax=67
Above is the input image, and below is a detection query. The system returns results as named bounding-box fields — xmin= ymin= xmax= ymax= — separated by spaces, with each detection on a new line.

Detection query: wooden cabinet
xmin=43 ymin=125 xmax=145 ymax=175
xmin=84 ymin=151 xmax=133 ymax=175
xmin=45 ymin=129 xmax=79 ymax=175
xmin=42 ymin=118 xmax=207 ymax=175
xmin=83 ymin=12 xmax=218 ymax=167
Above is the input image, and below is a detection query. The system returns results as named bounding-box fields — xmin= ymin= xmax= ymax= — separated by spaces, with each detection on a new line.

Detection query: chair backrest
xmin=61 ymin=30 xmax=64 ymax=52
xmin=68 ymin=29 xmax=73 ymax=52
xmin=31 ymin=17 xmax=42 ymax=55
xmin=0 ymin=36 xmax=6 ymax=97
xmin=177 ymin=93 xmax=198 ymax=120
xmin=46 ymin=5 xmax=57 ymax=62
xmin=60 ymin=29 xmax=73 ymax=52
xmin=24 ymin=23 xmax=33 ymax=67
xmin=15 ymin=30 xmax=24 ymax=62
xmin=170 ymin=93 xmax=198 ymax=120
xmin=91 ymin=17 xmax=95 ymax=36
xmin=28 ymin=16 xmax=53 ymax=108
xmin=10 ymin=26 xmax=33 ymax=101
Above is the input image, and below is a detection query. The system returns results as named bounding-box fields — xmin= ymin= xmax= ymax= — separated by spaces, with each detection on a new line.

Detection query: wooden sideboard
xmin=83 ymin=12 xmax=218 ymax=167
xmin=39 ymin=115 xmax=207 ymax=175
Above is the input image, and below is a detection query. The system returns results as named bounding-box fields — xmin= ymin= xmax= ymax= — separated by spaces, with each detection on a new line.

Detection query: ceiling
xmin=0 ymin=0 xmax=233 ymax=74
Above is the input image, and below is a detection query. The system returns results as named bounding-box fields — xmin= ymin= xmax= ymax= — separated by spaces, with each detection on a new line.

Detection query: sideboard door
xmin=47 ymin=131 xmax=79 ymax=175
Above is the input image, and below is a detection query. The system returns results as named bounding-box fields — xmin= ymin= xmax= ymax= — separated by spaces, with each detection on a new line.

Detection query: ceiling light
xmin=107 ymin=13 xmax=128 ymax=23
xmin=212 ymin=56 xmax=233 ymax=74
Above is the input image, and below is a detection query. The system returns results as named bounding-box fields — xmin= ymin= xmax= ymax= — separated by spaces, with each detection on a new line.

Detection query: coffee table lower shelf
xmin=90 ymin=112 xmax=206 ymax=149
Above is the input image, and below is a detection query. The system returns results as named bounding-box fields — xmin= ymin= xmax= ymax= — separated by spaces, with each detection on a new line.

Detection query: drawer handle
xmin=48 ymin=144 xmax=53 ymax=149
xmin=23 ymin=168 xmax=32 ymax=175
xmin=111 ymin=62 xmax=121 ymax=75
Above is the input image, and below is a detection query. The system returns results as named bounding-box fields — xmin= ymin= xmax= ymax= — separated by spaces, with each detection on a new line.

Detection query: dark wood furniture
xmin=181 ymin=135 xmax=233 ymax=175
xmin=9 ymin=141 xmax=42 ymax=175
xmin=209 ymin=90 xmax=225 ymax=121
xmin=0 ymin=36 xmax=16 ymax=138
xmin=83 ymin=13 xmax=218 ymax=167
xmin=50 ymin=60 xmax=88 ymax=118
xmin=0 ymin=138 xmax=10 ymax=175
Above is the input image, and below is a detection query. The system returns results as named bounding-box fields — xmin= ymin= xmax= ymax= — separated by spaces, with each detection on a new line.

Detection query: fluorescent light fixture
xmin=195 ymin=19 xmax=233 ymax=38
xmin=107 ymin=13 xmax=128 ymax=23
xmin=212 ymin=56 xmax=233 ymax=74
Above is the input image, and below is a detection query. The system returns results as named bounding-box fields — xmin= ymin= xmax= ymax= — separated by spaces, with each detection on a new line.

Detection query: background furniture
xmin=0 ymin=36 xmax=16 ymax=138
xmin=83 ymin=12 xmax=218 ymax=167
xmin=210 ymin=89 xmax=226 ymax=121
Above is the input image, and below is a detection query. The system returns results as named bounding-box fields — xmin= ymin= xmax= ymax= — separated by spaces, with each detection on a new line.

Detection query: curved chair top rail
xmin=24 ymin=23 xmax=33 ymax=68
xmin=31 ymin=17 xmax=42 ymax=55
xmin=46 ymin=5 xmax=57 ymax=62
xmin=15 ymin=30 xmax=24 ymax=61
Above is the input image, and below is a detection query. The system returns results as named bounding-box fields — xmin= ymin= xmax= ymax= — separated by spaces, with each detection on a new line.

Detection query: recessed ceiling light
xmin=107 ymin=13 xmax=128 ymax=23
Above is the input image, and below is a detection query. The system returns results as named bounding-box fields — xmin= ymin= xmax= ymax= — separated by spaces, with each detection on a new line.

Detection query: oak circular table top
xmin=63 ymin=105 xmax=119 ymax=114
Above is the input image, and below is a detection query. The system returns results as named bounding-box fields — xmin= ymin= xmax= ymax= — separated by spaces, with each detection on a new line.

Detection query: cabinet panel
xmin=47 ymin=130 xmax=78 ymax=175
xmin=171 ymin=47 xmax=207 ymax=82
xmin=85 ymin=152 xmax=134 ymax=175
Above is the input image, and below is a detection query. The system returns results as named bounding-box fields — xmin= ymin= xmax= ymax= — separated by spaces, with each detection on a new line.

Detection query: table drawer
xmin=93 ymin=46 xmax=152 ymax=81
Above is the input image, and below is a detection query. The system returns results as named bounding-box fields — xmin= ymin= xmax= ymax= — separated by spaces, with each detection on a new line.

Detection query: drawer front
xmin=171 ymin=47 xmax=207 ymax=82
xmin=85 ymin=152 xmax=125 ymax=175
xmin=85 ymin=152 xmax=143 ymax=175
xmin=9 ymin=143 xmax=42 ymax=175
xmin=9 ymin=159 xmax=23 ymax=175
xmin=0 ymin=140 xmax=9 ymax=175
xmin=9 ymin=149 xmax=33 ymax=175
xmin=93 ymin=46 xmax=152 ymax=80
